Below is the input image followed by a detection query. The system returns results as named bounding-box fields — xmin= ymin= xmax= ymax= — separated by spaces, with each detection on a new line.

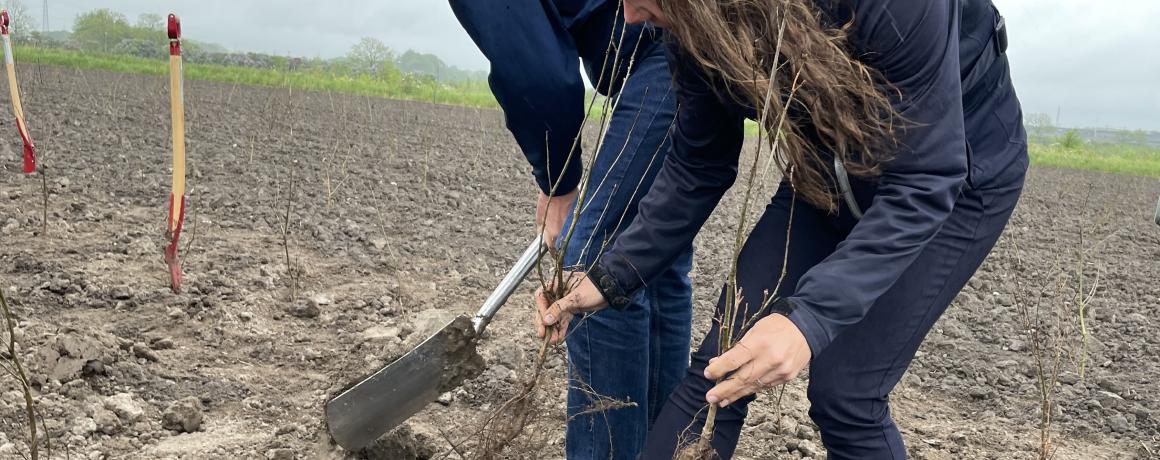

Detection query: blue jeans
xmin=449 ymin=0 xmax=691 ymax=455
xmin=559 ymin=19 xmax=694 ymax=460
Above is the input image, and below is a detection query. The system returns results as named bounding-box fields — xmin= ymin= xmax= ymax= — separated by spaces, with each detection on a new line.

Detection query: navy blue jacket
xmin=450 ymin=0 xmax=656 ymax=196
xmin=593 ymin=0 xmax=1025 ymax=355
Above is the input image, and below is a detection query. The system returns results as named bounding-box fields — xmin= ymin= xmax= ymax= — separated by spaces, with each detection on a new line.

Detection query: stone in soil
xmin=1108 ymin=414 xmax=1131 ymax=433
xmin=779 ymin=417 xmax=800 ymax=437
xmin=361 ymin=325 xmax=402 ymax=342
xmin=797 ymin=439 xmax=822 ymax=458
xmin=104 ymin=393 xmax=145 ymax=423
xmin=796 ymin=423 xmax=814 ymax=440
xmin=151 ymin=337 xmax=176 ymax=350
xmin=266 ymin=448 xmax=296 ymax=460
xmin=968 ymin=386 xmax=992 ymax=400
xmin=92 ymin=408 xmax=121 ymax=435
xmin=41 ymin=333 xmax=111 ymax=382
xmin=412 ymin=309 xmax=460 ymax=340
xmin=288 ymin=300 xmax=320 ymax=319
xmin=82 ymin=359 xmax=106 ymax=377
xmin=310 ymin=292 xmax=334 ymax=306
xmin=133 ymin=343 xmax=161 ymax=362
xmin=71 ymin=417 xmax=98 ymax=437
xmin=109 ymin=285 xmax=133 ymax=300
xmin=1097 ymin=377 xmax=1125 ymax=394
xmin=162 ymin=397 xmax=204 ymax=433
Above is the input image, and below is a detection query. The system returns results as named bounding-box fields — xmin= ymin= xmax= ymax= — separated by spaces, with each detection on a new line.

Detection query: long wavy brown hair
xmin=657 ymin=0 xmax=899 ymax=212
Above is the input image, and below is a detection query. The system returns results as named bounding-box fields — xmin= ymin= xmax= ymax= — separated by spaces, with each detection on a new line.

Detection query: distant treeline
xmin=15 ymin=8 xmax=488 ymax=86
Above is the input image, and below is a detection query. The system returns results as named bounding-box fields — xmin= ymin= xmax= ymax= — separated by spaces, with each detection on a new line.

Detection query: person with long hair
xmin=535 ymin=0 xmax=1027 ymax=458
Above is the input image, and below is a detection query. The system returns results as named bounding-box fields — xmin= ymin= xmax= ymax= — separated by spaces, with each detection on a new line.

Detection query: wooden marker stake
xmin=165 ymin=13 xmax=187 ymax=293
xmin=0 ymin=10 xmax=37 ymax=174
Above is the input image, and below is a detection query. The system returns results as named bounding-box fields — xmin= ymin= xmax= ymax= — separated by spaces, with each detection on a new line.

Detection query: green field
xmin=1029 ymin=142 xmax=1160 ymax=178
xmin=16 ymin=46 xmax=499 ymax=108
xmin=15 ymin=46 xmax=1159 ymax=178
xmin=747 ymin=121 xmax=1159 ymax=179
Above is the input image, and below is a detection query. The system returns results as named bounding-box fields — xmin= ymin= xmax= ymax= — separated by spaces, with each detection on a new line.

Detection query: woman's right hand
xmin=534 ymin=272 xmax=609 ymax=345
xmin=534 ymin=189 xmax=577 ymax=256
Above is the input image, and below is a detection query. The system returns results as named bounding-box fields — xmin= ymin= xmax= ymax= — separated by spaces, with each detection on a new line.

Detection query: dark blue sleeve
xmin=786 ymin=0 xmax=970 ymax=355
xmin=448 ymin=0 xmax=584 ymax=196
xmin=591 ymin=44 xmax=745 ymax=301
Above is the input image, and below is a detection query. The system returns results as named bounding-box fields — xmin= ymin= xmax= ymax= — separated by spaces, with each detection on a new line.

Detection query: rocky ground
xmin=0 ymin=66 xmax=1157 ymax=459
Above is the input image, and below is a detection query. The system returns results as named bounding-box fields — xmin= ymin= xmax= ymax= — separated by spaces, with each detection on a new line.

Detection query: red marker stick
xmin=1 ymin=10 xmax=37 ymax=174
xmin=165 ymin=13 xmax=187 ymax=293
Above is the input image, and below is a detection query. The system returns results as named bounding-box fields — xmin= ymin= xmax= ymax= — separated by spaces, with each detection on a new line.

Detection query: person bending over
xmin=536 ymin=0 xmax=1025 ymax=458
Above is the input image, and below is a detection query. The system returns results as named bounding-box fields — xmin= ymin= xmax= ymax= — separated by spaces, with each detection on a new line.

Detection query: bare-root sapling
xmin=0 ymin=286 xmax=52 ymax=460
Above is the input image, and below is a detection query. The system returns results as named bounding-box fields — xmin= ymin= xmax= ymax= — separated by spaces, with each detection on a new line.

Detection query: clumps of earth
xmin=1 ymin=65 xmax=1157 ymax=459
xmin=352 ymin=426 xmax=435 ymax=460
xmin=0 ymin=329 xmax=205 ymax=458
xmin=436 ymin=315 xmax=485 ymax=394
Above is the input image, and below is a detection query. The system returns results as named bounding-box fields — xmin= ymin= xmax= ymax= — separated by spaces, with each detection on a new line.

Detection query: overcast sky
xmin=30 ymin=0 xmax=1160 ymax=131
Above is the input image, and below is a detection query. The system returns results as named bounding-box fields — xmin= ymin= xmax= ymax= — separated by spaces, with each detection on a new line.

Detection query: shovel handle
xmin=472 ymin=235 xmax=546 ymax=334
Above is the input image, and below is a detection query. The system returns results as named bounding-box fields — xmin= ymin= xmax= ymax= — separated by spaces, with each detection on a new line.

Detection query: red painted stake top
xmin=168 ymin=14 xmax=182 ymax=56
xmin=0 ymin=8 xmax=36 ymax=174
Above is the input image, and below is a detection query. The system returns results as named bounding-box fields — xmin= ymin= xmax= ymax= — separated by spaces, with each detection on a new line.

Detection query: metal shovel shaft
xmin=472 ymin=235 xmax=544 ymax=333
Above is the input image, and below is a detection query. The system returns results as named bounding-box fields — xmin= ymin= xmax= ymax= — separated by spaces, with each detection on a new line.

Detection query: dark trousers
xmin=641 ymin=155 xmax=1027 ymax=459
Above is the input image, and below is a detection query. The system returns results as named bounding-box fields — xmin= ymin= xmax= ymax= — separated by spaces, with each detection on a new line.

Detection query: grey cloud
xmin=36 ymin=0 xmax=1160 ymax=130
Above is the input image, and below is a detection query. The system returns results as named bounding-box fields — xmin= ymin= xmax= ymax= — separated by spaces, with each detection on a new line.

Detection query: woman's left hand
xmin=535 ymin=272 xmax=609 ymax=345
xmin=703 ymin=313 xmax=812 ymax=407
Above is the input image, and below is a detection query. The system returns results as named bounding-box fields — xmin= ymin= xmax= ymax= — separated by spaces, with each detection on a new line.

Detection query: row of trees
xmin=345 ymin=37 xmax=487 ymax=83
xmin=11 ymin=7 xmax=487 ymax=86
xmin=1025 ymin=112 xmax=1155 ymax=147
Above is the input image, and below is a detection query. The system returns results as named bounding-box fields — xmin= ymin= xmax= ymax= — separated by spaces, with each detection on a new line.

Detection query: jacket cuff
xmin=769 ymin=297 xmax=796 ymax=317
xmin=587 ymin=261 xmax=633 ymax=310
xmin=535 ymin=145 xmax=583 ymax=197
xmin=786 ymin=298 xmax=831 ymax=358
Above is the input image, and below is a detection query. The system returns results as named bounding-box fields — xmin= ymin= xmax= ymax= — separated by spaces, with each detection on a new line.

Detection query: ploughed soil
xmin=0 ymin=65 xmax=1157 ymax=459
